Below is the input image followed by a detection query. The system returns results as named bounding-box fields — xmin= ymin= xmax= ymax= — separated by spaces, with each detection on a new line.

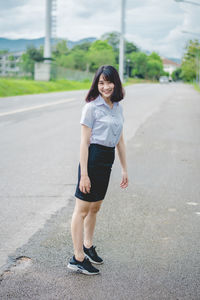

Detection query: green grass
xmin=193 ymin=82 xmax=200 ymax=92
xmin=0 ymin=77 xmax=159 ymax=98
xmin=124 ymin=77 xmax=158 ymax=85
xmin=0 ymin=78 xmax=91 ymax=97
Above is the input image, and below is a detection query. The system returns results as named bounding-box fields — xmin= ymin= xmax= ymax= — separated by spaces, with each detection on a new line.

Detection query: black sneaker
xmin=67 ymin=256 xmax=100 ymax=275
xmin=83 ymin=245 xmax=103 ymax=265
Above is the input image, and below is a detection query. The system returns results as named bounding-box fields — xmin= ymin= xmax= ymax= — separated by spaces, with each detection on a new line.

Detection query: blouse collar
xmin=95 ymin=94 xmax=118 ymax=109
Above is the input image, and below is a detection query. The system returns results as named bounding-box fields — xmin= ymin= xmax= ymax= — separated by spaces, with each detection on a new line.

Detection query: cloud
xmin=125 ymin=0 xmax=200 ymax=58
xmin=0 ymin=0 xmax=45 ymax=39
xmin=0 ymin=0 xmax=199 ymax=58
xmin=0 ymin=0 xmax=26 ymax=12
xmin=74 ymin=0 xmax=119 ymax=18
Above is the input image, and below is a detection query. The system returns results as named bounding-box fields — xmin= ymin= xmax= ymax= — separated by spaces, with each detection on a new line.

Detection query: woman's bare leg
xmin=83 ymin=200 xmax=103 ymax=248
xmin=71 ymin=198 xmax=90 ymax=261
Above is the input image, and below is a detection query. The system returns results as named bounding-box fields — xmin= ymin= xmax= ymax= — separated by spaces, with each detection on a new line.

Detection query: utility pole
xmin=35 ymin=0 xmax=57 ymax=81
xmin=44 ymin=0 xmax=52 ymax=62
xmin=119 ymin=0 xmax=126 ymax=83
xmin=51 ymin=0 xmax=57 ymax=41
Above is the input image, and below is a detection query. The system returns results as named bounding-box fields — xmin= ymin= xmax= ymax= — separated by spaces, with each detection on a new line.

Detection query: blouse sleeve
xmin=119 ymin=104 xmax=124 ymax=123
xmin=80 ymin=103 xmax=95 ymax=128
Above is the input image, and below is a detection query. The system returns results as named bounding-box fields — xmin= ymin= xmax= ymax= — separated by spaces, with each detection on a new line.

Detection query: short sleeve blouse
xmin=80 ymin=95 xmax=124 ymax=147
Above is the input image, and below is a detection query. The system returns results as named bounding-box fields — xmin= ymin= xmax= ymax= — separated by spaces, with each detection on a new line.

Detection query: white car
xmin=159 ymin=76 xmax=169 ymax=83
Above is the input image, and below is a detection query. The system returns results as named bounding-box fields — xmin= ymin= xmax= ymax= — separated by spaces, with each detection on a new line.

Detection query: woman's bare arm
xmin=79 ymin=125 xmax=92 ymax=194
xmin=116 ymin=131 xmax=128 ymax=188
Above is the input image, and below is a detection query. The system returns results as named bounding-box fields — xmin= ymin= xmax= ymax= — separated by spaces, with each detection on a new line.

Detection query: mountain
xmin=0 ymin=37 xmax=181 ymax=65
xmin=141 ymin=48 xmax=181 ymax=64
xmin=0 ymin=37 xmax=96 ymax=52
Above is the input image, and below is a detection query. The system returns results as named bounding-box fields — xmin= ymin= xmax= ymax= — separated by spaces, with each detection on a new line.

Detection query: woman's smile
xmin=98 ymin=74 xmax=114 ymax=100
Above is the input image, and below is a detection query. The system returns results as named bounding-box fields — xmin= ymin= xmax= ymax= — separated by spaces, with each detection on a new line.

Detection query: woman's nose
xmin=104 ymin=83 xmax=109 ymax=89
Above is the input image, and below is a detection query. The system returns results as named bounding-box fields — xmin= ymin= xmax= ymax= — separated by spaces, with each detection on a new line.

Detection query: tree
xmin=128 ymin=51 xmax=163 ymax=80
xmin=172 ymin=68 xmax=182 ymax=81
xmin=52 ymin=40 xmax=72 ymax=69
xmin=125 ymin=41 xmax=139 ymax=54
xmin=129 ymin=52 xmax=148 ymax=78
xmin=146 ymin=52 xmax=163 ymax=80
xmin=8 ymin=55 xmax=15 ymax=61
xmin=87 ymin=40 xmax=116 ymax=72
xmin=148 ymin=52 xmax=162 ymax=63
xmin=101 ymin=31 xmax=138 ymax=53
xmin=52 ymin=40 xmax=69 ymax=57
xmin=146 ymin=59 xmax=163 ymax=80
xmin=181 ymin=39 xmax=200 ymax=82
xmin=71 ymin=49 xmax=88 ymax=70
xmin=72 ymin=42 xmax=92 ymax=52
xmin=181 ymin=60 xmax=196 ymax=81
xmin=0 ymin=50 xmax=8 ymax=54
xmin=56 ymin=49 xmax=88 ymax=71
xmin=101 ymin=31 xmax=138 ymax=68
xmin=19 ymin=45 xmax=43 ymax=77
xmin=101 ymin=32 xmax=120 ymax=52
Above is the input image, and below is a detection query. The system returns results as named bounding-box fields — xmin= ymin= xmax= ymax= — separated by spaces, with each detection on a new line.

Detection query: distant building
xmin=0 ymin=52 xmax=23 ymax=76
xmin=162 ymin=57 xmax=180 ymax=75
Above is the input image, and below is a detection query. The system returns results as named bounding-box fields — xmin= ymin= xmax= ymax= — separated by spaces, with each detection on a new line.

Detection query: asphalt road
xmin=0 ymin=83 xmax=199 ymax=299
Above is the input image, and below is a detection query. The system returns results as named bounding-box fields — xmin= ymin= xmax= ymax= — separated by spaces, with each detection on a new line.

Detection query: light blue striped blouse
xmin=80 ymin=95 xmax=124 ymax=147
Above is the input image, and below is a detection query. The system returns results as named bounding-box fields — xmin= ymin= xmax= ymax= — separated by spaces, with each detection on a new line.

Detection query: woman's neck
xmin=101 ymin=95 xmax=113 ymax=108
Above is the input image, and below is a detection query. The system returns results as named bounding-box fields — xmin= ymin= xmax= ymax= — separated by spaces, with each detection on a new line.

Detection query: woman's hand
xmin=117 ymin=132 xmax=128 ymax=189
xmin=120 ymin=171 xmax=128 ymax=189
xmin=79 ymin=175 xmax=91 ymax=194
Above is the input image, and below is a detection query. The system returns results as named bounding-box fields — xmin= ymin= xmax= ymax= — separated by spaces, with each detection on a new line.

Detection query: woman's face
xmin=98 ymin=74 xmax=115 ymax=100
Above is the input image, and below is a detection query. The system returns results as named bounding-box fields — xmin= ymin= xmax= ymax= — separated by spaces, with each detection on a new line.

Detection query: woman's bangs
xmin=102 ymin=70 xmax=114 ymax=83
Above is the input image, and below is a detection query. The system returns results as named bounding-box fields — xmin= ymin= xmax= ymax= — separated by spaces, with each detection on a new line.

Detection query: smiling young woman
xmin=67 ymin=65 xmax=128 ymax=275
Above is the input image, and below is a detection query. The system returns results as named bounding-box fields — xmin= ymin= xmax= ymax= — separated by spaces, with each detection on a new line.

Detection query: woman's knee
xmin=74 ymin=208 xmax=89 ymax=219
xmin=89 ymin=201 xmax=102 ymax=214
xmin=74 ymin=198 xmax=90 ymax=218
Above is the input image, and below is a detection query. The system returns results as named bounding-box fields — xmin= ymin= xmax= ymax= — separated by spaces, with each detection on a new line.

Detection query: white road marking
xmin=186 ymin=202 xmax=198 ymax=206
xmin=0 ymin=98 xmax=75 ymax=117
xmin=168 ymin=208 xmax=177 ymax=212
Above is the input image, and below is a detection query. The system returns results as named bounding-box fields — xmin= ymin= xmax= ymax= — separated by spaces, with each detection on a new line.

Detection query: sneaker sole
xmin=67 ymin=263 xmax=100 ymax=275
xmin=84 ymin=254 xmax=104 ymax=265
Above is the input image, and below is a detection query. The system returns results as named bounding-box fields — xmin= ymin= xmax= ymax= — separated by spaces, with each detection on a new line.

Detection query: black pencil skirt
xmin=75 ymin=143 xmax=115 ymax=202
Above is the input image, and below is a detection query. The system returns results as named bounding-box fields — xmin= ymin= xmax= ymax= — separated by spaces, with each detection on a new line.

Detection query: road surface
xmin=0 ymin=83 xmax=199 ymax=299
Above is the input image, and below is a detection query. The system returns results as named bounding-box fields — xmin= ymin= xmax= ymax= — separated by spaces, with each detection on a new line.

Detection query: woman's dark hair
xmin=85 ymin=65 xmax=125 ymax=103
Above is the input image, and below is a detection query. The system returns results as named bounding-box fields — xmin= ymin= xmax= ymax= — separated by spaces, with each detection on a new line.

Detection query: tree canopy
xmin=87 ymin=40 xmax=116 ymax=72
xmin=19 ymin=33 xmax=167 ymax=81
xmin=20 ymin=45 xmax=43 ymax=76
xmin=181 ymin=39 xmax=200 ymax=82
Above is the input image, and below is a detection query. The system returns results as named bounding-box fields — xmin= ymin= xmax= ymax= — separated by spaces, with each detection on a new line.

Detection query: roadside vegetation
xmin=16 ymin=34 xmax=200 ymax=84
xmin=18 ymin=32 xmax=167 ymax=81
xmin=1 ymin=32 xmax=199 ymax=97
xmin=0 ymin=77 xmax=151 ymax=97
xmin=194 ymin=83 xmax=200 ymax=92
xmin=171 ymin=39 xmax=200 ymax=92
xmin=1 ymin=32 xmax=167 ymax=97
xmin=0 ymin=78 xmax=91 ymax=97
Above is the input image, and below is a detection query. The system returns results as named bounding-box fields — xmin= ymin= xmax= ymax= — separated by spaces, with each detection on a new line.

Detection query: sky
xmin=0 ymin=0 xmax=200 ymax=58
